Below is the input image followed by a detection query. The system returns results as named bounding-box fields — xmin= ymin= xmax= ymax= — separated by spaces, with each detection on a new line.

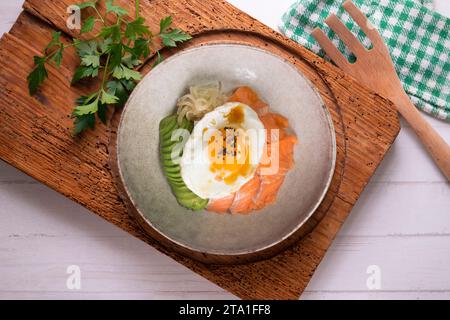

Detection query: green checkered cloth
xmin=280 ymin=0 xmax=450 ymax=120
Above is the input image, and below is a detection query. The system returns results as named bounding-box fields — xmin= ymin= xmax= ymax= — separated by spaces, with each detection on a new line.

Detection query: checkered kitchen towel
xmin=280 ymin=0 xmax=450 ymax=120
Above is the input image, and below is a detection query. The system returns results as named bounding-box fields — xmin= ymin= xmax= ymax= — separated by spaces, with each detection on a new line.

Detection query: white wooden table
xmin=0 ymin=0 xmax=449 ymax=300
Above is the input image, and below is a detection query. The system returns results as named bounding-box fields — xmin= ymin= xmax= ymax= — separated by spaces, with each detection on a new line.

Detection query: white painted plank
xmin=0 ymin=291 xmax=235 ymax=300
xmin=400 ymin=113 xmax=450 ymax=129
xmin=338 ymin=181 xmax=450 ymax=236
xmin=1 ymin=235 xmax=449 ymax=299
xmin=0 ymin=161 xmax=37 ymax=183
xmin=0 ymin=236 xmax=234 ymax=299
xmin=305 ymin=236 xmax=450 ymax=293
xmin=372 ymin=126 xmax=450 ymax=182
xmin=0 ymin=183 xmax=235 ymax=300
xmin=0 ymin=183 xmax=122 ymax=237
xmin=302 ymin=291 xmax=450 ymax=300
xmin=0 ymin=0 xmax=22 ymax=35
xmin=227 ymin=0 xmax=294 ymax=31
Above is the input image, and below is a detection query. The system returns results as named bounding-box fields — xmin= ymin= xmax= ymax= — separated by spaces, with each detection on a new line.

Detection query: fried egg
xmin=180 ymin=102 xmax=266 ymax=199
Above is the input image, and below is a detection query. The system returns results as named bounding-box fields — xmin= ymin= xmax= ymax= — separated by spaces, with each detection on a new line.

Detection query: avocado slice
xmin=159 ymin=115 xmax=208 ymax=211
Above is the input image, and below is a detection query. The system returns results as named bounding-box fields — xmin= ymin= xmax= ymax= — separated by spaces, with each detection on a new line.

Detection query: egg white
xmin=180 ymin=102 xmax=266 ymax=200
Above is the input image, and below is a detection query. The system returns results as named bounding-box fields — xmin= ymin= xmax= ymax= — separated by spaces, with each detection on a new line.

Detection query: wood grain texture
xmin=0 ymin=0 xmax=400 ymax=299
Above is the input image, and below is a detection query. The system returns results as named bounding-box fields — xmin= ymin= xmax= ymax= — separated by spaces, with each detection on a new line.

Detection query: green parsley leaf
xmin=73 ymin=113 xmax=96 ymax=136
xmin=107 ymin=79 xmax=135 ymax=106
xmin=73 ymin=40 xmax=100 ymax=83
xmin=51 ymin=47 xmax=64 ymax=67
xmin=121 ymin=79 xmax=137 ymax=91
xmin=106 ymin=0 xmax=128 ymax=16
xmin=97 ymin=102 xmax=108 ymax=124
xmin=75 ymin=95 xmax=92 ymax=105
xmin=159 ymin=16 xmax=172 ymax=33
xmin=132 ymin=38 xmax=151 ymax=58
xmin=125 ymin=17 xmax=151 ymax=41
xmin=81 ymin=54 xmax=100 ymax=68
xmin=81 ymin=16 xmax=96 ymax=34
xmin=75 ymin=40 xmax=99 ymax=57
xmin=152 ymin=51 xmax=163 ymax=68
xmin=100 ymin=90 xmax=119 ymax=104
xmin=71 ymin=65 xmax=99 ymax=84
xmin=108 ymin=42 xmax=123 ymax=69
xmin=159 ymin=29 xmax=192 ymax=47
xmin=98 ymin=38 xmax=113 ymax=54
xmin=27 ymin=56 xmax=48 ymax=95
xmin=45 ymin=31 xmax=63 ymax=52
xmin=113 ymin=65 xmax=142 ymax=81
xmin=99 ymin=24 xmax=122 ymax=42
xmin=122 ymin=55 xmax=141 ymax=69
xmin=73 ymin=97 xmax=99 ymax=116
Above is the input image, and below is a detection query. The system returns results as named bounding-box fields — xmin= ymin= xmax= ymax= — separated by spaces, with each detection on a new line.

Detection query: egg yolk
xmin=207 ymin=107 xmax=252 ymax=186
xmin=226 ymin=105 xmax=245 ymax=124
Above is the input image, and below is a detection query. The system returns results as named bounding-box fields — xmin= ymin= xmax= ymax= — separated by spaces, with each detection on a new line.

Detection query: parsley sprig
xmin=27 ymin=0 xmax=191 ymax=135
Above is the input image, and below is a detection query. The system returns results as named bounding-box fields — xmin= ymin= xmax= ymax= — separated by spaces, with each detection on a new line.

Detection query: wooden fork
xmin=312 ymin=0 xmax=450 ymax=180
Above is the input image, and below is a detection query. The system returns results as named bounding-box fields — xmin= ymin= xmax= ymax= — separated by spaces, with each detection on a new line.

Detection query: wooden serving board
xmin=0 ymin=0 xmax=400 ymax=299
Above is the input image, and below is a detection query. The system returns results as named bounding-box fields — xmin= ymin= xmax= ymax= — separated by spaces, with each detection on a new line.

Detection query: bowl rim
xmin=116 ymin=42 xmax=337 ymax=256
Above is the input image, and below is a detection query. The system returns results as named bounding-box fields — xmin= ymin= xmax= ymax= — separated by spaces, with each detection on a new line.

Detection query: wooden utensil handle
xmin=394 ymin=91 xmax=450 ymax=181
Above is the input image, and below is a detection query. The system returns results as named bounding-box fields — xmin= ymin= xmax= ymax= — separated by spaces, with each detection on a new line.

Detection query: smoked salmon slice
xmin=207 ymin=194 xmax=236 ymax=213
xmin=206 ymin=87 xmax=298 ymax=214
xmin=228 ymin=86 xmax=269 ymax=116
xmin=230 ymin=175 xmax=261 ymax=214
xmin=253 ymin=175 xmax=285 ymax=211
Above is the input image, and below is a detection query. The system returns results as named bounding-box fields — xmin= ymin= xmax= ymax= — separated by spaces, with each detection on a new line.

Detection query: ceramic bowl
xmin=116 ymin=43 xmax=336 ymax=259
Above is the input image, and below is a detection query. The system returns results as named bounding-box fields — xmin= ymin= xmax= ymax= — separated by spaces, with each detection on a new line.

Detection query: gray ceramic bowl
xmin=117 ymin=44 xmax=336 ymax=258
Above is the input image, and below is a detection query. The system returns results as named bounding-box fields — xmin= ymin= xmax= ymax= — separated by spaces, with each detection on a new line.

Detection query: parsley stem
xmin=94 ymin=7 xmax=105 ymax=24
xmin=135 ymin=0 xmax=140 ymax=18
xmin=100 ymin=52 xmax=112 ymax=92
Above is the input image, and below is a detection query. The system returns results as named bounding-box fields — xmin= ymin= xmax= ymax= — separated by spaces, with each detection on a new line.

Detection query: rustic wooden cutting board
xmin=0 ymin=0 xmax=400 ymax=299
